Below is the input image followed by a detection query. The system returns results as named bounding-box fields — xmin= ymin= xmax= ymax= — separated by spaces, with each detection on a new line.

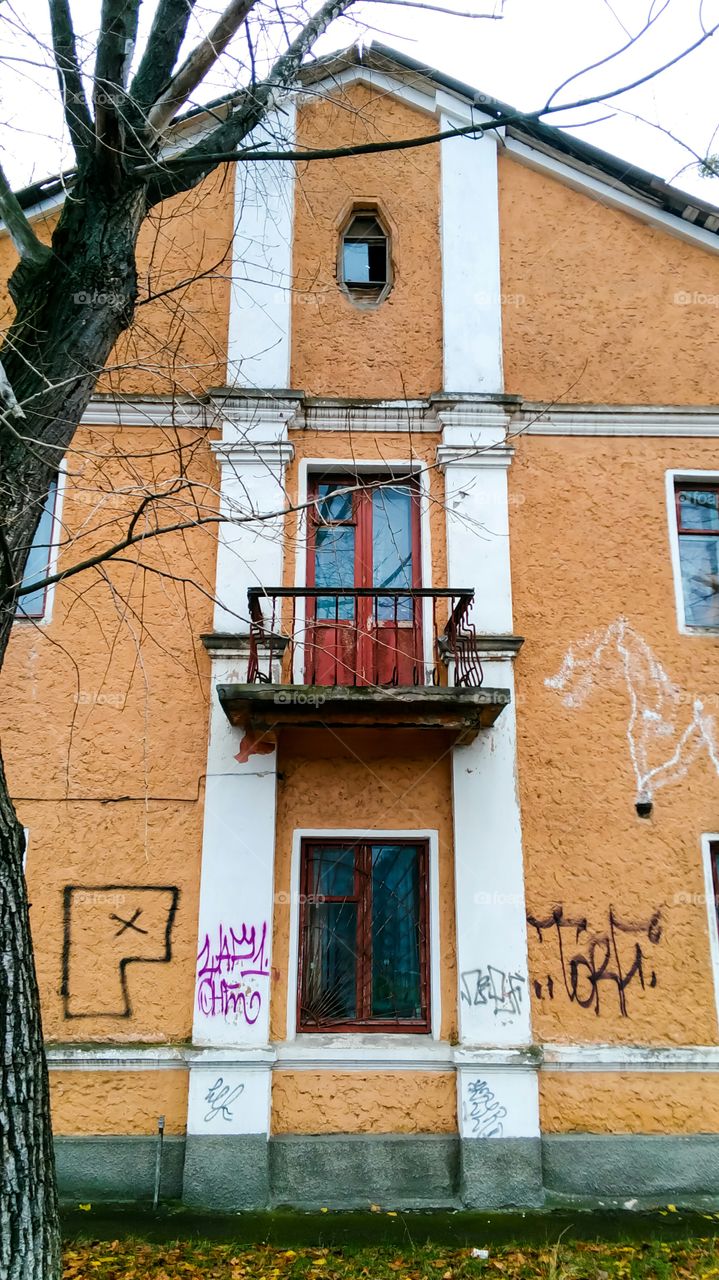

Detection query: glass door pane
xmin=372 ymin=485 xmax=413 ymax=620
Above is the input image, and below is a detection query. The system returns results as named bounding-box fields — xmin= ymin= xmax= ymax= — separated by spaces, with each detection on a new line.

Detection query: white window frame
xmin=666 ymin=468 xmax=719 ymax=635
xmin=701 ymin=833 xmax=719 ymax=1034
xmin=285 ymin=827 xmax=442 ymax=1043
xmin=14 ymin=465 xmax=66 ymax=626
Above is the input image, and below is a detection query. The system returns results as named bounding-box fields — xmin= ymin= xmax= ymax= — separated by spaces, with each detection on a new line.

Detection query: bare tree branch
xmin=127 ymin=18 xmax=719 ymax=184
xmin=94 ymin=0 xmax=142 ymax=163
xmin=146 ymin=0 xmax=357 ymax=202
xmin=0 ymin=159 xmax=51 ymax=268
xmin=365 ymin=0 xmax=503 ymax=15
xmin=544 ymin=15 xmax=719 ymax=113
xmin=146 ymin=0 xmax=260 ymax=137
xmin=130 ymin=0 xmax=197 ymax=113
xmin=544 ymin=0 xmax=672 ymax=111
xmin=47 ymin=0 xmax=95 ymax=160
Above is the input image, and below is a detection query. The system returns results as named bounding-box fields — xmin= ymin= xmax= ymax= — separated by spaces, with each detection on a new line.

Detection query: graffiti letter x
xmin=110 ymin=909 xmax=148 ymax=936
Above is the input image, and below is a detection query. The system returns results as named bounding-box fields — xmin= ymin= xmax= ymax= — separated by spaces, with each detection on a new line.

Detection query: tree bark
xmin=0 ymin=748 xmax=60 ymax=1280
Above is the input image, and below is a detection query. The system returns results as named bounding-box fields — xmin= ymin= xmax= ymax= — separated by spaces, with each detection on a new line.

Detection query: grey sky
xmin=2 ymin=0 xmax=719 ymax=199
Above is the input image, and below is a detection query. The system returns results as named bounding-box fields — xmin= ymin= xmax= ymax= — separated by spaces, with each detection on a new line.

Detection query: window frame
xmin=14 ymin=470 xmax=65 ymax=624
xmin=337 ymin=204 xmax=393 ymax=308
xmin=304 ymin=473 xmax=423 ymax=685
xmin=701 ymin=834 xmax=719 ymax=1034
xmin=293 ymin=460 xmax=434 ymax=687
xmin=666 ymin=469 xmax=719 ymax=635
xmin=306 ymin=473 xmax=422 ymax=593
xmin=296 ymin=836 xmax=431 ymax=1034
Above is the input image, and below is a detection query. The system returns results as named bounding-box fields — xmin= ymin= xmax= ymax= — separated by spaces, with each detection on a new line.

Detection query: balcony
xmin=214 ymin=588 xmax=511 ymax=740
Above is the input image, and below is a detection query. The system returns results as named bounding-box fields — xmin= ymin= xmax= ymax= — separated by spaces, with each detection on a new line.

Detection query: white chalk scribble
xmin=545 ymin=617 xmax=719 ymax=801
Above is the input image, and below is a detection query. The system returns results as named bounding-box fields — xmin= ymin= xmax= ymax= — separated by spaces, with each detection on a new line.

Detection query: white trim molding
xmin=13 ymin=461 xmax=67 ymax=628
xmin=456 ymin=1061 xmax=540 ymax=1139
xmin=185 ymin=399 xmax=294 ymax=1143
xmin=665 ymin=467 xmax=719 ymax=637
xmin=47 ymin=1046 xmax=189 ymax=1071
xmin=276 ymin=1037 xmax=452 ymax=1072
xmin=80 ymin=396 xmax=212 ymax=430
xmin=46 ymin=1040 xmax=719 ymax=1074
xmin=285 ymin=828 xmax=442 ymax=1042
xmin=518 ymin=403 xmax=719 ymax=437
xmin=76 ymin=394 xmax=719 ymax=439
xmin=295 ymin=400 xmax=434 ymax=433
xmin=542 ymin=1043 xmax=719 ymax=1072
xmin=437 ymin=402 xmax=533 ymax=1080
xmin=212 ymin=401 xmax=294 ymax=634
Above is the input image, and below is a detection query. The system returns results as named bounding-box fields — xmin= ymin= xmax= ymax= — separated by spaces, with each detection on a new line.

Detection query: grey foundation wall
xmin=55 ymin=1135 xmax=185 ymax=1202
xmin=55 ymin=1133 xmax=719 ymax=1208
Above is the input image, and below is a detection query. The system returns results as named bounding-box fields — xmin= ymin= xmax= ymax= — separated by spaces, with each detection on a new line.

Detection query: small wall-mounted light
xmin=635 ymin=796 xmax=653 ymax=819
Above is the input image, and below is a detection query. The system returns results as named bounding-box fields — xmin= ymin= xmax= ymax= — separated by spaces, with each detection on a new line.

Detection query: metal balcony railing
xmin=246 ymin=587 xmax=483 ymax=688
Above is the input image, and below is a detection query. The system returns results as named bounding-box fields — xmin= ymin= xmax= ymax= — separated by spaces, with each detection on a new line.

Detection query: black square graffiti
xmin=61 ymin=885 xmax=179 ymax=1018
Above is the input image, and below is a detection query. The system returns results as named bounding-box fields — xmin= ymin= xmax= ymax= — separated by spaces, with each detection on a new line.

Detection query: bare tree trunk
xmin=0 ymin=748 xmax=60 ymax=1280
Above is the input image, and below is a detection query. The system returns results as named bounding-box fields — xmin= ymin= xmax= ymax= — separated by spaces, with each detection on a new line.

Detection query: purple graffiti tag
xmin=196 ymin=921 xmax=270 ymax=1022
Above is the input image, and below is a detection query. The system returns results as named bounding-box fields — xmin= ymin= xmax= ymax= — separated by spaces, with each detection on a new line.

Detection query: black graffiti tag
xmin=61 ymin=885 xmax=179 ymax=1018
xmin=527 ymin=905 xmax=661 ymax=1017
xmin=460 ymin=965 xmax=525 ymax=1018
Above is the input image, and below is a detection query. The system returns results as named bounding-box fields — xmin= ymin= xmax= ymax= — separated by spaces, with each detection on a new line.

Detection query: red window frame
xmin=306 ymin=473 xmax=422 ymax=592
xmin=297 ymin=837 xmax=430 ymax=1034
xmin=304 ymin=474 xmax=423 ymax=685
xmin=674 ymin=482 xmax=719 ymax=628
xmin=675 ymin=482 xmax=719 ymax=537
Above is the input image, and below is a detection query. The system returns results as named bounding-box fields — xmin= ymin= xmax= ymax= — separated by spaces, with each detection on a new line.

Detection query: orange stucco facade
xmin=4 ymin=54 xmax=719 ymax=1207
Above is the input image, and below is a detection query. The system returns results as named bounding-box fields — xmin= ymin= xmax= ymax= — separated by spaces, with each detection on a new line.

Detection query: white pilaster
xmin=454 ymin=1052 xmax=540 ymax=1139
xmin=435 ymin=399 xmax=514 ymax=634
xmin=211 ymin=397 xmax=297 ymax=634
xmin=187 ymin=409 xmax=294 ymax=1140
xmin=227 ymin=105 xmax=296 ymax=389
xmin=437 ymin=401 xmax=533 ymax=1063
xmin=186 ymin=1049 xmax=275 ymax=1137
xmin=439 ymin=115 xmax=503 ymax=394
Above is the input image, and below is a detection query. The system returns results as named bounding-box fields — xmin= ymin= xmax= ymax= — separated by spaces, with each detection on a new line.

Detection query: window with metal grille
xmin=15 ymin=479 xmax=59 ymax=620
xmin=675 ymin=483 xmax=719 ymax=628
xmin=339 ymin=209 xmax=391 ymax=304
xmin=297 ymin=838 xmax=430 ymax=1032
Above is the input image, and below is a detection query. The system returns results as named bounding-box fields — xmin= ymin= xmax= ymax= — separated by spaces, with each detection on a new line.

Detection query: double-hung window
xmin=297 ymin=838 xmax=430 ymax=1032
xmin=674 ymin=483 xmax=719 ymax=629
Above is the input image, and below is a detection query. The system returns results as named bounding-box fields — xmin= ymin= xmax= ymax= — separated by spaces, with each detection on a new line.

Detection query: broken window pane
xmin=341 ymin=211 xmax=389 ymax=298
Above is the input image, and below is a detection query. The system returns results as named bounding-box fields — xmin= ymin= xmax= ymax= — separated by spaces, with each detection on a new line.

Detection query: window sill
xmin=679 ymin=622 xmax=719 ymax=636
xmin=275 ymin=1034 xmax=452 ymax=1072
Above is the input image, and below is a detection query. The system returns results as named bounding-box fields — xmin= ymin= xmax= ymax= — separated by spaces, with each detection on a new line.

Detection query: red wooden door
xmin=306 ymin=476 xmax=422 ymax=686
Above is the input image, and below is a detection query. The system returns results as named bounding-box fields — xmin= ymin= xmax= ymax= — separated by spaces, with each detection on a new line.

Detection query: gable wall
xmin=498 ymin=152 xmax=719 ymax=404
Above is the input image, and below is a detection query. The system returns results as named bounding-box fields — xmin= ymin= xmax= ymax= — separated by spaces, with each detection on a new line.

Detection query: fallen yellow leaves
xmin=60 ymin=1237 xmax=719 ymax=1280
